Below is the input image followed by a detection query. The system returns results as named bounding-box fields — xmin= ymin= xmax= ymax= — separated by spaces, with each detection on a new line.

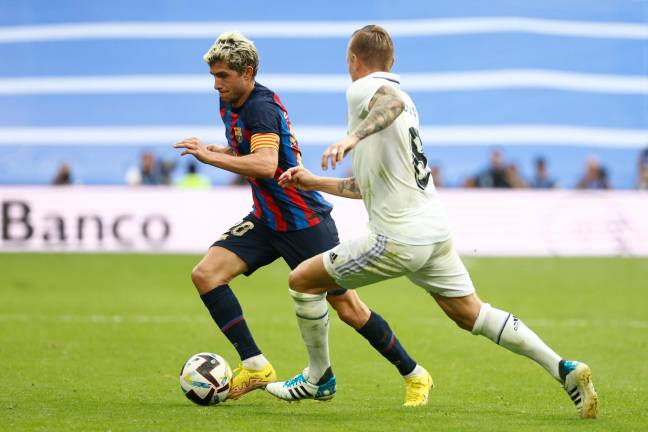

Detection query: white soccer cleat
xmin=560 ymin=360 xmax=598 ymax=419
xmin=266 ymin=367 xmax=336 ymax=402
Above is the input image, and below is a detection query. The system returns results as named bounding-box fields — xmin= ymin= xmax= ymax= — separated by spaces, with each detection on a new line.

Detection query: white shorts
xmin=323 ymin=233 xmax=475 ymax=298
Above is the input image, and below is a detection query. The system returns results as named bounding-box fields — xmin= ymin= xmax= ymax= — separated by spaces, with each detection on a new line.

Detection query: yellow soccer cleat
xmin=228 ymin=362 xmax=277 ymax=400
xmin=403 ymin=368 xmax=434 ymax=407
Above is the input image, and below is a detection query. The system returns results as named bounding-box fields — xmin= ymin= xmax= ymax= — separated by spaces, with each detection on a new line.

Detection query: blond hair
xmin=203 ymin=32 xmax=259 ymax=76
xmin=349 ymin=25 xmax=394 ymax=71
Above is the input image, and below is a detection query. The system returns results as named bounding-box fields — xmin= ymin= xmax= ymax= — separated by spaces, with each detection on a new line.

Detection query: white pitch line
xmin=1 ymin=70 xmax=647 ymax=95
xmin=1 ymin=313 xmax=647 ymax=328
xmin=0 ymin=17 xmax=647 ymax=43
xmin=0 ymin=125 xmax=646 ymax=148
xmin=0 ymin=313 xmax=210 ymax=324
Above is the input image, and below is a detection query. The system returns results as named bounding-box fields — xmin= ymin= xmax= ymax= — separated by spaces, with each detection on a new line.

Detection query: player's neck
xmin=232 ymin=81 xmax=256 ymax=108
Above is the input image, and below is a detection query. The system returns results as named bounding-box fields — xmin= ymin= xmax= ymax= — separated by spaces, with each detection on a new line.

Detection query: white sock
xmin=289 ymin=288 xmax=330 ymax=384
xmin=241 ymin=353 xmax=269 ymax=370
xmin=472 ymin=303 xmax=562 ymax=382
xmin=403 ymin=364 xmax=426 ymax=380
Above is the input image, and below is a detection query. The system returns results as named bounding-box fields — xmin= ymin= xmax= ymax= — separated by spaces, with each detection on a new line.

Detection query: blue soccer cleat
xmin=265 ymin=367 xmax=336 ymax=402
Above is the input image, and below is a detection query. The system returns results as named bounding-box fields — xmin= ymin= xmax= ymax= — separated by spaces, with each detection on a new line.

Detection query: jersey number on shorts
xmin=231 ymin=220 xmax=255 ymax=236
xmin=409 ymin=127 xmax=432 ymax=190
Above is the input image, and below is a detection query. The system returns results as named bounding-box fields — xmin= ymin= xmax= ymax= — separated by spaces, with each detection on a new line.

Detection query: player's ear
xmin=243 ymin=65 xmax=255 ymax=82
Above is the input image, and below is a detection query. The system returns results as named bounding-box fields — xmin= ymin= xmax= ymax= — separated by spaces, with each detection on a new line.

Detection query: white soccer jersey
xmin=346 ymin=71 xmax=451 ymax=245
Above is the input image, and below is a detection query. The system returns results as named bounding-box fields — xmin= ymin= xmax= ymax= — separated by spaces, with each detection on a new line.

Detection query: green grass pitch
xmin=1 ymin=254 xmax=647 ymax=431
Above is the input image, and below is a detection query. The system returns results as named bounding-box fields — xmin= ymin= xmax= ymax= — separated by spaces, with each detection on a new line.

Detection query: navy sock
xmin=357 ymin=311 xmax=417 ymax=376
xmin=200 ymin=284 xmax=261 ymax=361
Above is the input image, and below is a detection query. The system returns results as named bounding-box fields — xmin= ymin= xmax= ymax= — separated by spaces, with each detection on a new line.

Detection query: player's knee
xmin=191 ymin=264 xmax=231 ymax=293
xmin=190 ymin=265 xmax=209 ymax=291
xmin=288 ymin=268 xmax=305 ymax=292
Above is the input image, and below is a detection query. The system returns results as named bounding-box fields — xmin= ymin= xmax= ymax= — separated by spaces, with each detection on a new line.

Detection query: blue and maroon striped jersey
xmin=219 ymin=83 xmax=333 ymax=231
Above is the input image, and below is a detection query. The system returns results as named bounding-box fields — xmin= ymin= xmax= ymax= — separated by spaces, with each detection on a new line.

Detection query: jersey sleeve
xmin=245 ymin=99 xmax=282 ymax=135
xmin=346 ymin=78 xmax=383 ymax=120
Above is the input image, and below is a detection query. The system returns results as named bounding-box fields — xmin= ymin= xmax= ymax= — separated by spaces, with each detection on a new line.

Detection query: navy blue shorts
xmin=212 ymin=214 xmax=347 ymax=296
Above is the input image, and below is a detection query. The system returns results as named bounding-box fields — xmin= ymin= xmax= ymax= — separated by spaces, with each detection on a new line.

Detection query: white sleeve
xmin=346 ymin=78 xmax=383 ymax=120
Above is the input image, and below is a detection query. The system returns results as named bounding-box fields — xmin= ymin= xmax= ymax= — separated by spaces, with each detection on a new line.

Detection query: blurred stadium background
xmin=1 ymin=0 xmax=646 ymax=188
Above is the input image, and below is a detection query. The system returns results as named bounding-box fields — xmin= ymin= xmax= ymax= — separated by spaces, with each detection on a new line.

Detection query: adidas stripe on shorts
xmin=323 ymin=233 xmax=475 ymax=298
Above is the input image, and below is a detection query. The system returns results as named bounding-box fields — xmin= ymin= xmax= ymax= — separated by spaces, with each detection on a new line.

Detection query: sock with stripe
xmin=288 ymin=288 xmax=330 ymax=384
xmin=357 ymin=311 xmax=417 ymax=376
xmin=200 ymin=285 xmax=262 ymax=363
xmin=471 ymin=303 xmax=562 ymax=382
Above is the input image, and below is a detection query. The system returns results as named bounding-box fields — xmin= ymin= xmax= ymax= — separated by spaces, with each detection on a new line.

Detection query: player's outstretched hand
xmin=174 ymin=137 xmax=214 ymax=164
xmin=321 ymin=135 xmax=359 ymax=171
xmin=278 ymin=167 xmax=319 ymax=191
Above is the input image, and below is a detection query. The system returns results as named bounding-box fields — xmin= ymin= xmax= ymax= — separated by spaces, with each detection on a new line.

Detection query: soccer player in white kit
xmin=266 ymin=25 xmax=598 ymax=418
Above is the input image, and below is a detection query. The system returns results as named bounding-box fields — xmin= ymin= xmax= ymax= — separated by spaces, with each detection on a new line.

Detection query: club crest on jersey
xmin=233 ymin=127 xmax=243 ymax=144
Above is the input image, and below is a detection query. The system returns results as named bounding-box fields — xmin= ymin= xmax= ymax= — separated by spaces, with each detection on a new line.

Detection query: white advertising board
xmin=1 ymin=187 xmax=646 ymax=256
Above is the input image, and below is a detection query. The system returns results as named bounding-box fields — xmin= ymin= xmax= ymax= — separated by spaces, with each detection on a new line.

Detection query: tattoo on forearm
xmin=352 ymin=85 xmax=405 ymax=141
xmin=338 ymin=177 xmax=360 ymax=196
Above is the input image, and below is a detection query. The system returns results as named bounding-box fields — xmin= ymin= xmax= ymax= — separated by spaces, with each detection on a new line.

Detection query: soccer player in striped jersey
xmin=267 ymin=25 xmax=598 ymax=418
xmin=174 ymin=32 xmax=430 ymax=404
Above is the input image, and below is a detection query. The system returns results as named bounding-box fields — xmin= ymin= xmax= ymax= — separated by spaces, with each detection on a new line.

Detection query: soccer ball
xmin=180 ymin=352 xmax=232 ymax=405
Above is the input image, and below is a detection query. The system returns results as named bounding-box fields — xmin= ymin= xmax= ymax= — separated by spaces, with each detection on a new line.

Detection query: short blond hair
xmin=349 ymin=25 xmax=394 ymax=71
xmin=203 ymin=31 xmax=259 ymax=76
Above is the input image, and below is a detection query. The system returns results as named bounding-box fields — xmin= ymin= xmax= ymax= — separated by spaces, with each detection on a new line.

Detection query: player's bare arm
xmin=336 ymin=177 xmax=361 ymax=198
xmin=205 ymin=143 xmax=235 ymax=155
xmin=322 ymin=85 xmax=405 ymax=170
xmin=174 ymin=137 xmax=277 ymax=179
xmin=278 ymin=167 xmax=362 ymax=199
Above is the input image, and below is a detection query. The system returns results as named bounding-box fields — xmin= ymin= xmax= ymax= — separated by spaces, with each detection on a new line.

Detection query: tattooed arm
xmin=322 ymin=85 xmax=405 ymax=170
xmin=277 ymin=167 xmax=362 ymax=199
xmin=335 ymin=176 xmax=362 ymax=199
xmin=352 ymin=84 xmax=405 ymax=141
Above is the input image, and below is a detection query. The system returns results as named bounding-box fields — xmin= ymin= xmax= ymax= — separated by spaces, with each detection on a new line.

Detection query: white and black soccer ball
xmin=180 ymin=352 xmax=232 ymax=405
